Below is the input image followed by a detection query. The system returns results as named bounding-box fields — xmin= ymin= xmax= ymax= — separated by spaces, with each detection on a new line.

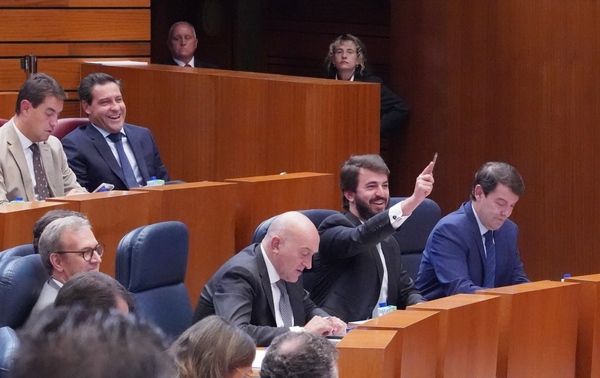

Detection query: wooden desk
xmin=81 ymin=63 xmax=379 ymax=183
xmin=0 ymin=200 xmax=78 ymax=250
xmin=48 ymin=191 xmax=151 ymax=277
xmin=408 ymin=294 xmax=501 ymax=377
xmin=565 ymin=274 xmax=600 ymax=378
xmin=225 ymin=172 xmax=338 ymax=250
xmin=479 ymin=280 xmax=579 ymax=378
xmin=337 ymin=329 xmax=402 ymax=378
xmin=356 ymin=310 xmax=439 ymax=377
xmin=133 ymin=181 xmax=237 ymax=302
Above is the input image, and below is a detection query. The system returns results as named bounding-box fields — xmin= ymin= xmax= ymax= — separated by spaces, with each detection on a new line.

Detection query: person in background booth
xmin=324 ymin=34 xmax=409 ymax=159
xmin=167 ymin=21 xmax=218 ymax=68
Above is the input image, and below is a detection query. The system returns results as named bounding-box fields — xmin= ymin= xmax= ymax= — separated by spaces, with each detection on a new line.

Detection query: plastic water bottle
xmin=145 ymin=176 xmax=165 ymax=187
xmin=561 ymin=273 xmax=572 ymax=282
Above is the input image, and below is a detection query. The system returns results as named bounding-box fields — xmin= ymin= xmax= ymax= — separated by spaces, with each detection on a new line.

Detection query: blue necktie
xmin=107 ymin=133 xmax=139 ymax=189
xmin=483 ymin=231 xmax=496 ymax=287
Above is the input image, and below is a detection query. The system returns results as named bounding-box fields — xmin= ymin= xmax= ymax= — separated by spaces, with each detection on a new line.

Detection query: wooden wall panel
xmin=0 ymin=2 xmax=150 ymax=117
xmin=390 ymin=1 xmax=600 ymax=280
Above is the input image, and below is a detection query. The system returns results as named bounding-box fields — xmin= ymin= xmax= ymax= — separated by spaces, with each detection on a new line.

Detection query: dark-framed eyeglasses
xmin=52 ymin=243 xmax=104 ymax=262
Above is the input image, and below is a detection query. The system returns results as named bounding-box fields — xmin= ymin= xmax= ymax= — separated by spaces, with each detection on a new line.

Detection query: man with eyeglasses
xmin=28 ymin=215 xmax=103 ymax=321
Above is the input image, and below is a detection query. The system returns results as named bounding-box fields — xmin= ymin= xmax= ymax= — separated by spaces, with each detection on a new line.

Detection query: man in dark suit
xmin=167 ymin=21 xmax=217 ymax=68
xmin=416 ymin=162 xmax=529 ymax=300
xmin=310 ymin=154 xmax=434 ymax=322
xmin=62 ymin=73 xmax=169 ymax=192
xmin=193 ymin=211 xmax=346 ymax=346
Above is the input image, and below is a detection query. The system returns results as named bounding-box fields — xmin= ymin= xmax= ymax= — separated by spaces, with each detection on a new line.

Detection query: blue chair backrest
xmin=0 ymin=244 xmax=35 ymax=271
xmin=0 ymin=254 xmax=48 ymax=328
xmin=251 ymin=209 xmax=339 ymax=244
xmin=390 ymin=197 xmax=442 ymax=280
xmin=116 ymin=221 xmax=193 ymax=341
xmin=0 ymin=326 xmax=19 ymax=378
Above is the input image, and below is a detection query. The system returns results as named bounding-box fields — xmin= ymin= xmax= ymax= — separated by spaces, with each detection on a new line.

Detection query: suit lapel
xmin=255 ymin=246 xmax=277 ymax=322
xmin=345 ymin=211 xmax=386 ymax=281
xmin=287 ymin=281 xmax=306 ymax=326
xmin=5 ymin=123 xmax=35 ymax=200
xmin=85 ymin=125 xmax=126 ymax=184
xmin=124 ymin=125 xmax=149 ymax=182
xmin=464 ymin=202 xmax=487 ymax=268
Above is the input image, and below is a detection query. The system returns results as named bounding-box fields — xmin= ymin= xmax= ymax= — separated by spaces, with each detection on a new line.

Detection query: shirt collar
xmin=470 ymin=202 xmax=490 ymax=236
xmin=260 ymin=243 xmax=281 ymax=284
xmin=173 ymin=57 xmax=195 ymax=67
xmin=92 ymin=124 xmax=124 ymax=139
xmin=12 ymin=120 xmax=35 ymax=151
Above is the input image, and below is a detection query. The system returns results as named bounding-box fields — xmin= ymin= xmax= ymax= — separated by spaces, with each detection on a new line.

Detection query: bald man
xmin=193 ymin=211 xmax=346 ymax=347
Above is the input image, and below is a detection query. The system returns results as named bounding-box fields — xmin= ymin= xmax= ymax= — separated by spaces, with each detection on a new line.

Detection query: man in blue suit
xmin=416 ymin=161 xmax=529 ymax=300
xmin=62 ymin=73 xmax=169 ymax=192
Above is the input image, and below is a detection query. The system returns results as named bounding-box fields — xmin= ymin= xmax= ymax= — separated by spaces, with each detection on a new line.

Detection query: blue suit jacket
xmin=416 ymin=201 xmax=529 ymax=300
xmin=62 ymin=123 xmax=169 ymax=192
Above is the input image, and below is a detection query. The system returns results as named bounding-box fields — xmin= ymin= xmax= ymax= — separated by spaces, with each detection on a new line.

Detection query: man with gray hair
xmin=28 ymin=215 xmax=103 ymax=320
xmin=167 ymin=21 xmax=217 ymax=68
xmin=261 ymin=332 xmax=339 ymax=378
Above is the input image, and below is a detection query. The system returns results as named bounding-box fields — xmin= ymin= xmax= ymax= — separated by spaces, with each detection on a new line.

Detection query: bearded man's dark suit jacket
xmin=310 ymin=210 xmax=424 ymax=322
xmin=193 ymin=243 xmax=329 ymax=346
xmin=62 ymin=123 xmax=169 ymax=192
xmin=416 ymin=201 xmax=529 ymax=300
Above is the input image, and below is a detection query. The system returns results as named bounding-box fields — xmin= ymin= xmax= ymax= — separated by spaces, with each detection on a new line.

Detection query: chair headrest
xmin=116 ymin=221 xmax=189 ymax=293
xmin=0 ymin=254 xmax=48 ymax=328
xmin=251 ymin=209 xmax=339 ymax=244
xmin=0 ymin=326 xmax=19 ymax=375
xmin=390 ymin=197 xmax=442 ymax=253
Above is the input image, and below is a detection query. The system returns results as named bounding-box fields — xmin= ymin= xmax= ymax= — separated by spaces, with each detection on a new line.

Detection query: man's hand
xmin=400 ymin=159 xmax=436 ymax=216
xmin=326 ymin=316 xmax=347 ymax=336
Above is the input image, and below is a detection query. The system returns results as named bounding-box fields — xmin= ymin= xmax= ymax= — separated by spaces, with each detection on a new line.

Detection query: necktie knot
xmin=108 ymin=132 xmax=123 ymax=143
xmin=484 ymin=230 xmax=494 ymax=244
xmin=29 ymin=143 xmax=39 ymax=152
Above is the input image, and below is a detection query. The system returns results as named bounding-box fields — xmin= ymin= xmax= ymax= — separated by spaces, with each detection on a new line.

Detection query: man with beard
xmin=309 ymin=154 xmax=434 ymax=322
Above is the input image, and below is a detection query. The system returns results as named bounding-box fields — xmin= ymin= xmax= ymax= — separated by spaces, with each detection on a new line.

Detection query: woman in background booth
xmin=325 ymin=33 xmax=409 ymax=161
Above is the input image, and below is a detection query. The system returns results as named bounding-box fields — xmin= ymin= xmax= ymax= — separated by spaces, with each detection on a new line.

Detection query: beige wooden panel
xmin=0 ymin=58 xmax=150 ymax=91
xmin=0 ymin=0 xmax=149 ymax=6
xmin=0 ymin=42 xmax=150 ymax=57
xmin=0 ymin=10 xmax=149 ymax=41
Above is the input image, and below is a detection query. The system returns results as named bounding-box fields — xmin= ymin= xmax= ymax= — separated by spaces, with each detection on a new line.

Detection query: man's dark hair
xmin=470 ymin=161 xmax=525 ymax=200
xmin=15 ymin=73 xmax=66 ymax=114
xmin=78 ymin=72 xmax=122 ymax=105
xmin=33 ymin=210 xmax=87 ymax=254
xmin=55 ymin=271 xmax=134 ymax=313
xmin=12 ymin=306 xmax=173 ymax=378
xmin=260 ymin=332 xmax=338 ymax=378
xmin=339 ymin=154 xmax=390 ymax=210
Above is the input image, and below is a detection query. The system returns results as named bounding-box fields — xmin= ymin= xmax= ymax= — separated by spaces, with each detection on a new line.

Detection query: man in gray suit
xmin=0 ymin=73 xmax=86 ymax=203
xmin=28 ymin=215 xmax=103 ymax=321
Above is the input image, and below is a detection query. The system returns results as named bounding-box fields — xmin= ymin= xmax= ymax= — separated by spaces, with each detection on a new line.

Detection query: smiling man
xmin=309 ymin=154 xmax=434 ymax=322
xmin=62 ymin=72 xmax=169 ymax=191
xmin=193 ymin=211 xmax=346 ymax=347
xmin=0 ymin=73 xmax=86 ymax=202
xmin=416 ymin=162 xmax=529 ymax=300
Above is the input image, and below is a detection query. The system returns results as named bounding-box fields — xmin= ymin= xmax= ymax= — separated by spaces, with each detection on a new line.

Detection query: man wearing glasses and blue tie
xmin=28 ymin=214 xmax=103 ymax=321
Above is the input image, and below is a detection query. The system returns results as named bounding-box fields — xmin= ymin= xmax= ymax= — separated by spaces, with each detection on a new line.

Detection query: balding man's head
xmin=261 ymin=212 xmax=319 ymax=282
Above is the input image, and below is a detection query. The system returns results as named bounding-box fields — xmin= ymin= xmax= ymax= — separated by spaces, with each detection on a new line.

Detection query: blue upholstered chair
xmin=251 ymin=209 xmax=339 ymax=244
xmin=390 ymin=197 xmax=442 ymax=280
xmin=115 ymin=221 xmax=193 ymax=340
xmin=0 ymin=326 xmax=19 ymax=378
xmin=0 ymin=254 xmax=48 ymax=328
xmin=0 ymin=244 xmax=35 ymax=270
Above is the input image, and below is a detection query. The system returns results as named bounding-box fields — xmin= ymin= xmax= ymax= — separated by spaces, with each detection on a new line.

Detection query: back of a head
xmin=11 ymin=306 xmax=173 ymax=378
xmin=33 ymin=210 xmax=87 ymax=253
xmin=170 ymin=315 xmax=255 ymax=378
xmin=260 ymin=332 xmax=338 ymax=378
xmin=55 ymin=271 xmax=133 ymax=314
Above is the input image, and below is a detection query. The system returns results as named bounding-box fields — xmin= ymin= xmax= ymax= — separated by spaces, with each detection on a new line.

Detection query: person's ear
xmin=49 ymin=253 xmax=64 ymax=272
xmin=343 ymin=190 xmax=355 ymax=204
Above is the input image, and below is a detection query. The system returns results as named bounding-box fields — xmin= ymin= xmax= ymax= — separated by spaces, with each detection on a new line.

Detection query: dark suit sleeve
xmin=318 ymin=211 xmax=396 ymax=262
xmin=360 ymin=73 xmax=409 ymax=134
xmin=425 ymin=222 xmax=485 ymax=296
xmin=509 ymin=227 xmax=529 ymax=284
xmin=147 ymin=130 xmax=169 ymax=181
xmin=62 ymin=134 xmax=91 ymax=190
xmin=212 ymin=266 xmax=288 ymax=346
